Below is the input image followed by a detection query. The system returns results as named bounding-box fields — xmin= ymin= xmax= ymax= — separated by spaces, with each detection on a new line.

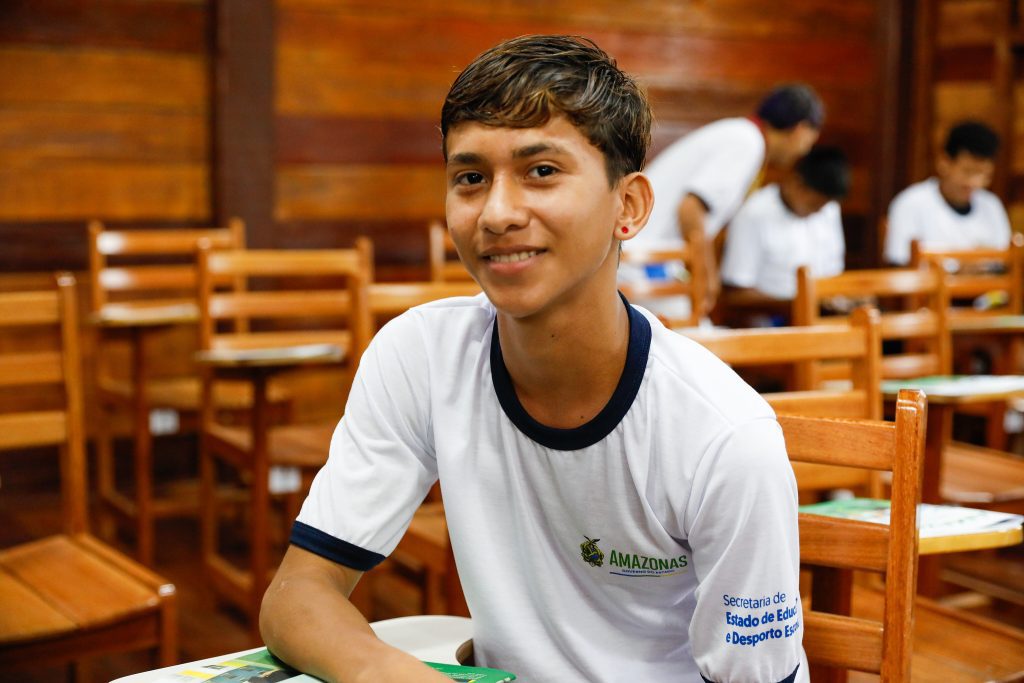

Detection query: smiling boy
xmin=261 ymin=35 xmax=806 ymax=683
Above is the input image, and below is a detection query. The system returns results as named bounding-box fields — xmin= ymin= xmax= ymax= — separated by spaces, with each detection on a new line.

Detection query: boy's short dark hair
xmin=944 ymin=120 xmax=1000 ymax=159
xmin=756 ymin=84 xmax=825 ymax=130
xmin=441 ymin=35 xmax=652 ymax=184
xmin=795 ymin=145 xmax=849 ymax=199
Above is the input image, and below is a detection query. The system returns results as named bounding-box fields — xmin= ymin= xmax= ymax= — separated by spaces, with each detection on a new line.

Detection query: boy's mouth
xmin=484 ymin=250 xmax=543 ymax=264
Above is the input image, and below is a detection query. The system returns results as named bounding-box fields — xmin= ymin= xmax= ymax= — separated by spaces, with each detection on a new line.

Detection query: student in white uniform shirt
xmin=624 ymin=85 xmax=824 ymax=310
xmin=721 ymin=146 xmax=849 ymax=302
xmin=261 ymin=35 xmax=807 ymax=683
xmin=885 ymin=121 xmax=1011 ymax=265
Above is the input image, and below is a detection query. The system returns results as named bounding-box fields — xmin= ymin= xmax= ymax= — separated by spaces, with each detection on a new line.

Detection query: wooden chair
xmin=912 ymin=235 xmax=1024 ymax=448
xmin=428 ymin=220 xmax=473 ymax=283
xmin=618 ymin=230 xmax=707 ymax=328
xmin=0 ymin=274 xmax=177 ymax=678
xmin=784 ymin=389 xmax=925 ymax=682
xmin=910 ymin=233 xmax=1024 ymax=328
xmin=794 ymin=265 xmax=1024 ymax=511
xmin=682 ymin=307 xmax=883 ymax=496
xmin=196 ymin=246 xmax=373 ymax=630
xmin=88 ymin=218 xmax=271 ymax=566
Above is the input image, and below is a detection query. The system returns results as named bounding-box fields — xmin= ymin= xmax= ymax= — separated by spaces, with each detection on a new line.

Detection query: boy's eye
xmin=529 ymin=165 xmax=558 ymax=178
xmin=455 ymin=172 xmax=485 ymax=186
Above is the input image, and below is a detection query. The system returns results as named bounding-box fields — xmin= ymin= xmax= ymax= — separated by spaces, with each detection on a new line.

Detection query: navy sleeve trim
xmin=701 ymin=663 xmax=798 ymax=683
xmin=290 ymin=521 xmax=386 ymax=571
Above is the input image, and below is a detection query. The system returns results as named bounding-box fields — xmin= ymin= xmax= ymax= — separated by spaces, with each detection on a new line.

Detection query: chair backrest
xmin=682 ymin=306 xmax=882 ymax=420
xmin=196 ymin=247 xmax=373 ymax=369
xmin=0 ymin=274 xmax=87 ymax=535
xmin=782 ymin=388 xmax=925 ymax=681
xmin=618 ymin=230 xmax=707 ymax=327
xmin=794 ymin=264 xmax=951 ymax=380
xmin=88 ymin=218 xmax=246 ymax=310
xmin=910 ymin=233 xmax=1024 ymax=321
xmin=428 ymin=220 xmax=473 ymax=283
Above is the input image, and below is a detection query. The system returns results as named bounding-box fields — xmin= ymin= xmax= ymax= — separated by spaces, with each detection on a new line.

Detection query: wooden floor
xmin=2 ymin=490 xmax=1023 ymax=682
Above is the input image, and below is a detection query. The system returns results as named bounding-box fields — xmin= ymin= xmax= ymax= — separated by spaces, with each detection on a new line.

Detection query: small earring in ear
xmin=620 ymin=226 xmax=629 ymax=234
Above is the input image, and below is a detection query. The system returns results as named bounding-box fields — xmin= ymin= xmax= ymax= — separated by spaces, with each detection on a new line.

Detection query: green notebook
xmin=168 ymin=649 xmax=516 ymax=683
xmin=426 ymin=661 xmax=517 ymax=682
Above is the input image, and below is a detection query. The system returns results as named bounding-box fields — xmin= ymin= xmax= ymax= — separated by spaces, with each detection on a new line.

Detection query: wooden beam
xmin=909 ymin=0 xmax=937 ymax=185
xmin=211 ymin=0 xmax=275 ymax=248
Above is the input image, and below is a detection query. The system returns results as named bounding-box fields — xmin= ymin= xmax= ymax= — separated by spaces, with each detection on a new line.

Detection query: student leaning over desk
xmin=623 ymin=83 xmax=823 ymax=312
xmin=260 ymin=34 xmax=807 ymax=683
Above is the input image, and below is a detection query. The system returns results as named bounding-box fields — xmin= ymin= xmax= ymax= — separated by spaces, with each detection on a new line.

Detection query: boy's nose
xmin=479 ymin=177 xmax=528 ymax=234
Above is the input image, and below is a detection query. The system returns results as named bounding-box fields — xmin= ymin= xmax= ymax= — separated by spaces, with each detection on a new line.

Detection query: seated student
xmin=261 ymin=35 xmax=806 ymax=683
xmin=721 ymin=146 xmax=849 ymax=302
xmin=885 ymin=120 xmax=1011 ymax=265
xmin=623 ymin=84 xmax=823 ymax=310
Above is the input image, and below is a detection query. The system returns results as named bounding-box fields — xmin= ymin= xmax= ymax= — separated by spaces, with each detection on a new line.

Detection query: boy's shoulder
xmin=372 ymin=293 xmax=494 ymax=352
xmin=636 ymin=307 xmax=775 ymax=425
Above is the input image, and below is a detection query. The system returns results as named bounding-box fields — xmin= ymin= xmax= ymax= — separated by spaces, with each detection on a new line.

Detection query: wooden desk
xmin=882 ymin=375 xmax=1024 ymax=596
xmin=881 ymin=375 xmax=1024 ymax=504
xmin=91 ymin=302 xmax=203 ymax=564
xmin=110 ymin=615 xmax=473 ymax=683
xmin=948 ymin=314 xmax=1024 ymax=334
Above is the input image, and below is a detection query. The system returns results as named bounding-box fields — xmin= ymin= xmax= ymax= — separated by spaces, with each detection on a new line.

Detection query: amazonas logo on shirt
xmin=579 ymin=536 xmax=689 ymax=577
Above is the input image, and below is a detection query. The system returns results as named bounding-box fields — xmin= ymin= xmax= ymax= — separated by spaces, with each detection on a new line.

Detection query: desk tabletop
xmin=195 ymin=343 xmax=343 ymax=368
xmin=880 ymin=375 xmax=1024 ymax=404
xmin=919 ymin=525 xmax=1022 ymax=554
xmin=949 ymin=314 xmax=1024 ymax=333
xmin=110 ymin=615 xmax=473 ymax=683
xmin=90 ymin=302 xmax=198 ymax=327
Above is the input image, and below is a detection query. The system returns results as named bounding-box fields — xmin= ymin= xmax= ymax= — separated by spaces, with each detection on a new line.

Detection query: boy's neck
xmin=496 ymin=287 xmax=631 ymax=430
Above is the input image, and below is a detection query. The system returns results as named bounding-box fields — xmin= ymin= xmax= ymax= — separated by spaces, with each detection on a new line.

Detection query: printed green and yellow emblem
xmin=580 ymin=536 xmax=604 ymax=567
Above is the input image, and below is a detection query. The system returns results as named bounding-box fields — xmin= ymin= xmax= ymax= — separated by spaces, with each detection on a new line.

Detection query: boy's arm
xmin=260 ymin=544 xmax=451 ymax=683
xmin=678 ymin=193 xmax=719 ymax=311
xmin=686 ymin=419 xmax=804 ymax=683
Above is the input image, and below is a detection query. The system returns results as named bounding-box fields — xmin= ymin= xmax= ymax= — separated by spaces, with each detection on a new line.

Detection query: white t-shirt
xmin=627 ymin=117 xmax=766 ymax=252
xmin=721 ymin=184 xmax=845 ymax=300
xmin=293 ymin=294 xmax=807 ymax=683
xmin=884 ymin=177 xmax=1011 ymax=265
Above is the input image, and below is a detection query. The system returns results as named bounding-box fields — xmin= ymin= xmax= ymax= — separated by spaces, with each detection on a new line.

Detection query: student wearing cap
xmin=721 ymin=146 xmax=850 ymax=302
xmin=624 ymin=85 xmax=824 ymax=312
xmin=885 ymin=121 xmax=1011 ymax=266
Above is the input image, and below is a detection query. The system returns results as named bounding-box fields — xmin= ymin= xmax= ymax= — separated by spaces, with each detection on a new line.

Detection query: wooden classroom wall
xmin=917 ymin=0 xmax=1024 ymax=230
xmin=0 ymin=0 xmax=901 ymax=275
xmin=0 ymin=0 xmax=211 ymax=273
xmin=274 ymin=0 xmax=899 ymax=273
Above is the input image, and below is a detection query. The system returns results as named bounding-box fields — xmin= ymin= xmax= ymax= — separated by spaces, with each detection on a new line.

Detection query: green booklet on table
xmin=153 ymin=648 xmax=515 ymax=683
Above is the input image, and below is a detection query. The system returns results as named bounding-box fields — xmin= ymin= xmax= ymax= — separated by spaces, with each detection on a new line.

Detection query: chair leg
xmin=249 ymin=374 xmax=271 ymax=637
xmin=69 ymin=659 xmax=90 ymax=683
xmin=130 ymin=331 xmax=155 ymax=566
xmin=95 ymin=398 xmax=117 ymax=543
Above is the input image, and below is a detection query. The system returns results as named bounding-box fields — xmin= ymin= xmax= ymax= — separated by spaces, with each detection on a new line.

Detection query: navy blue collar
xmin=489 ymin=295 xmax=651 ymax=451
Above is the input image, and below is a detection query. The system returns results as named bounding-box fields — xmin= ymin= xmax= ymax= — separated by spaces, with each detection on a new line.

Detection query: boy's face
xmin=781 ymin=175 xmax=831 ymax=218
xmin=444 ymin=115 xmax=625 ymax=320
xmin=775 ymin=122 xmax=820 ymax=167
xmin=937 ymin=151 xmax=994 ymax=207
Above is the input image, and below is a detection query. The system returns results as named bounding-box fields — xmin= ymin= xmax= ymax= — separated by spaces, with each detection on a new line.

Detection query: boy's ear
xmin=614 ymin=172 xmax=654 ymax=242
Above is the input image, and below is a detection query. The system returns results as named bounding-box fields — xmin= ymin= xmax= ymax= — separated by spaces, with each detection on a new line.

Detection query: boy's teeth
xmin=490 ymin=250 xmax=538 ymax=263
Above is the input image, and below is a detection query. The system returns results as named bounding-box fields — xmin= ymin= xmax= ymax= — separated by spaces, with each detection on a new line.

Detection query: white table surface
xmin=109 ymin=615 xmax=473 ymax=683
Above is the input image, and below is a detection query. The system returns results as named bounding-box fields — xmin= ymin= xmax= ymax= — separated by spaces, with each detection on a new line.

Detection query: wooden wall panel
xmin=275 ymin=0 xmax=890 ymax=270
xmin=0 ymin=1 xmax=211 ymax=271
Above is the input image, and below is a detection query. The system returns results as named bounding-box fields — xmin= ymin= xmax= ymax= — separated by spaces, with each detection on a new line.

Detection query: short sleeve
xmin=885 ymin=190 xmax=919 ymax=265
xmin=980 ymin=193 xmax=1012 ymax=248
xmin=685 ymin=418 xmax=805 ymax=683
xmin=720 ymin=198 xmax=763 ymax=288
xmin=685 ymin=130 xmax=764 ymax=229
xmin=817 ymin=201 xmax=846 ymax=277
xmin=292 ymin=312 xmax=438 ymax=570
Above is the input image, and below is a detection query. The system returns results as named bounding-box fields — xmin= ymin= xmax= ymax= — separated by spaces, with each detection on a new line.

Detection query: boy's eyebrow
xmin=513 ymin=142 xmax=567 ymax=159
xmin=448 ymin=152 xmax=483 ymax=166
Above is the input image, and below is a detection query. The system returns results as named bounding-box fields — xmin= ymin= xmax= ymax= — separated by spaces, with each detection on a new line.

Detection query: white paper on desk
xmin=916 ymin=504 xmax=1024 ymax=538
